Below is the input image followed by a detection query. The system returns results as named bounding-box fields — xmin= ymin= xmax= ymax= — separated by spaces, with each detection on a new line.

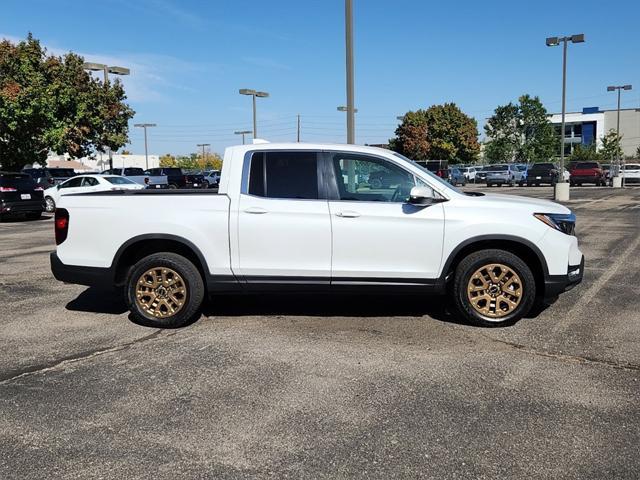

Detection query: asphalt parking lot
xmin=1 ymin=186 xmax=639 ymax=479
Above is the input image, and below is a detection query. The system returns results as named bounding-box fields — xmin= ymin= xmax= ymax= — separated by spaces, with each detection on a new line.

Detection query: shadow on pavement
xmin=65 ymin=287 xmax=128 ymax=315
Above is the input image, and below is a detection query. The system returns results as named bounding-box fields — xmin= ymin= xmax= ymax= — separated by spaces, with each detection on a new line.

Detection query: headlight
xmin=534 ymin=213 xmax=576 ymax=235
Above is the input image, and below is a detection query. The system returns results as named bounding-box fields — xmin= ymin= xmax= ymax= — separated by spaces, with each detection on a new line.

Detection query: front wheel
xmin=453 ymin=249 xmax=536 ymax=327
xmin=125 ymin=252 xmax=205 ymax=328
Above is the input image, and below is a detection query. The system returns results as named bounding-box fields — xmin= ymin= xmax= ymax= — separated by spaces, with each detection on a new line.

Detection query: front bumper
xmin=544 ymin=255 xmax=584 ymax=299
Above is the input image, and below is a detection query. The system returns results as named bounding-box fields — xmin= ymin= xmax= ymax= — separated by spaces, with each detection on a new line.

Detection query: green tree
xmin=600 ymin=130 xmax=623 ymax=162
xmin=390 ymin=103 xmax=479 ymax=163
xmin=159 ymin=154 xmax=176 ymax=167
xmin=484 ymin=95 xmax=558 ymax=164
xmin=568 ymin=144 xmax=601 ymax=163
xmin=0 ymin=34 xmax=134 ymax=170
xmin=636 ymin=145 xmax=640 ymax=159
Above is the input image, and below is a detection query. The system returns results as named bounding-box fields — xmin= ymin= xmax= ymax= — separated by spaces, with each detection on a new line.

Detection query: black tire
xmin=452 ymin=249 xmax=536 ymax=327
xmin=169 ymin=183 xmax=178 ymax=189
xmin=125 ymin=252 xmax=205 ymax=328
xmin=45 ymin=196 xmax=56 ymax=213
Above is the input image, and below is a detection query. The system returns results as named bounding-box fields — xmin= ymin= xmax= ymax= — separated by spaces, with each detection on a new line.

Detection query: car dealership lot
xmin=1 ymin=187 xmax=638 ymax=479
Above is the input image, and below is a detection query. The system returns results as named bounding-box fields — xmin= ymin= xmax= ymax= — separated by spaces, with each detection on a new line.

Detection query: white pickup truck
xmin=51 ymin=143 xmax=584 ymax=328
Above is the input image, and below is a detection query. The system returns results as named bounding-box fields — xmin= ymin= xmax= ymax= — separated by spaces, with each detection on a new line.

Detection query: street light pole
xmin=607 ymin=84 xmax=633 ymax=186
xmin=84 ymin=62 xmax=130 ymax=170
xmin=234 ymin=130 xmax=252 ymax=145
xmin=546 ymin=33 xmax=585 ymax=201
xmin=338 ymin=106 xmax=358 ymax=143
xmin=134 ymin=123 xmax=157 ymax=170
xmin=239 ymin=89 xmax=269 ymax=139
xmin=345 ymin=0 xmax=355 ymax=144
xmin=197 ymin=143 xmax=210 ymax=166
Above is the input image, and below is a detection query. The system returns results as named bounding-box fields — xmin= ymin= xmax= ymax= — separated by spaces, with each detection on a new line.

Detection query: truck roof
xmin=224 ymin=142 xmax=394 ymax=157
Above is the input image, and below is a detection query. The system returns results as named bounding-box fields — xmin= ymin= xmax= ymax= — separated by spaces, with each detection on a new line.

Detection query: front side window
xmin=247 ymin=151 xmax=319 ymax=199
xmin=60 ymin=177 xmax=83 ymax=188
xmin=331 ymin=153 xmax=416 ymax=202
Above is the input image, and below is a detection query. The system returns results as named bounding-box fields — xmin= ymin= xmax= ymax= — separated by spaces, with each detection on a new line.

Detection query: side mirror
xmin=56 ymin=184 xmax=61 ymax=190
xmin=408 ymin=186 xmax=437 ymax=206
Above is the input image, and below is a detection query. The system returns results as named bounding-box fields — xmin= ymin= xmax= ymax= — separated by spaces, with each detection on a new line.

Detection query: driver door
xmin=326 ymin=152 xmax=445 ymax=280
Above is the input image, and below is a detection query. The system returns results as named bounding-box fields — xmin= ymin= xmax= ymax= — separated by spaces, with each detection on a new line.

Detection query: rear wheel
xmin=453 ymin=249 xmax=536 ymax=327
xmin=125 ymin=252 xmax=204 ymax=328
xmin=169 ymin=183 xmax=178 ymax=189
xmin=45 ymin=196 xmax=55 ymax=213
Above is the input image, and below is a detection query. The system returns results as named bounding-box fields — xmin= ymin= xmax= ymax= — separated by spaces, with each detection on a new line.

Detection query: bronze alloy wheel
xmin=135 ymin=267 xmax=187 ymax=318
xmin=467 ymin=263 xmax=523 ymax=319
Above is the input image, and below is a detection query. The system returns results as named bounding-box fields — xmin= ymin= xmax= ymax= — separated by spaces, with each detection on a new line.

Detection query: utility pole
xmin=134 ymin=123 xmax=157 ymax=170
xmin=83 ymin=62 xmax=130 ymax=170
xmin=297 ymin=114 xmax=301 ymax=142
xmin=345 ymin=0 xmax=355 ymax=144
xmin=197 ymin=143 xmax=210 ymax=166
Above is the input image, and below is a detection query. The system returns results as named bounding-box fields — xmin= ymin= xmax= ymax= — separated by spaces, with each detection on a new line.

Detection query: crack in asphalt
xmin=476 ymin=332 xmax=640 ymax=372
xmin=0 ymin=329 xmax=175 ymax=385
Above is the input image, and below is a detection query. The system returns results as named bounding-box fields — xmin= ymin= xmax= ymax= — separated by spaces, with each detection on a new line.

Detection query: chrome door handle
xmin=244 ymin=207 xmax=268 ymax=214
xmin=336 ymin=211 xmax=360 ymax=218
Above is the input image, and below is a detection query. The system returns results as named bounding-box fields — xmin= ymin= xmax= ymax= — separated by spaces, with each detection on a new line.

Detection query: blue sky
xmin=2 ymin=0 xmax=639 ymax=155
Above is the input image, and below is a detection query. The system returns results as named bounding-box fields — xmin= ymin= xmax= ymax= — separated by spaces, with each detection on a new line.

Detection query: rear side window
xmin=163 ymin=168 xmax=182 ymax=175
xmin=0 ymin=174 xmax=36 ymax=189
xmin=105 ymin=177 xmax=136 ymax=185
xmin=247 ymin=152 xmax=319 ymax=199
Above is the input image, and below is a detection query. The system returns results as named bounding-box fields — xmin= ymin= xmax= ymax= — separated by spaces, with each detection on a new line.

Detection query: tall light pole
xmin=234 ymin=130 xmax=252 ymax=145
xmin=83 ymin=62 xmax=130 ymax=170
xmin=345 ymin=0 xmax=356 ymax=144
xmin=338 ymin=106 xmax=358 ymax=143
xmin=197 ymin=143 xmax=210 ymax=167
xmin=134 ymin=123 xmax=156 ymax=170
xmin=546 ymin=33 xmax=585 ymax=201
xmin=239 ymin=89 xmax=269 ymax=139
xmin=607 ymin=84 xmax=632 ymax=186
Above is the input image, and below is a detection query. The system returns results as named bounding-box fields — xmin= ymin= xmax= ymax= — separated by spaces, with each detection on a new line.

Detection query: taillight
xmin=34 ymin=186 xmax=44 ymax=191
xmin=55 ymin=208 xmax=69 ymax=245
xmin=0 ymin=186 xmax=17 ymax=192
xmin=48 ymin=178 xmax=54 ymax=185
xmin=144 ymin=177 xmax=150 ymax=184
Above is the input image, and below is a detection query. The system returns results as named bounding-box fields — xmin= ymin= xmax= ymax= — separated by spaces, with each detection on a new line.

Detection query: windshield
xmin=105 ymin=176 xmax=137 ymax=185
xmin=575 ymin=162 xmax=599 ymax=169
xmin=392 ymin=153 xmax=461 ymax=194
xmin=485 ymin=165 xmax=508 ymax=172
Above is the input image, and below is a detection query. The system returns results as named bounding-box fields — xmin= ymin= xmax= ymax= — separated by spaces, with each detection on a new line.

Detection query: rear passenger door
xmin=236 ymin=151 xmax=331 ymax=282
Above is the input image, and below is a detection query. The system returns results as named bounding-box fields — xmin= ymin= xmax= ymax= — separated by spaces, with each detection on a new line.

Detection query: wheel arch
xmin=111 ymin=234 xmax=209 ymax=286
xmin=441 ymin=235 xmax=548 ymax=294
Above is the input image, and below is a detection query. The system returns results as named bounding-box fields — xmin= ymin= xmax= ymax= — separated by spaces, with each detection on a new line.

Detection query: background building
xmin=549 ymin=107 xmax=640 ymax=157
xmin=44 ymin=153 xmax=160 ymax=171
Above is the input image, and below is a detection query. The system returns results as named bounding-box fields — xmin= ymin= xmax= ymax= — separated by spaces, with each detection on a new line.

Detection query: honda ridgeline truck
xmin=51 ymin=143 xmax=584 ymax=328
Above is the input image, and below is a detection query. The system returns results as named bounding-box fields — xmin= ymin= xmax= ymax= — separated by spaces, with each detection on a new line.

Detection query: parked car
xmin=203 ymin=170 xmax=221 ymax=188
xmin=0 ymin=172 xmax=45 ymax=220
xmin=474 ymin=166 xmax=489 ymax=183
xmin=145 ymin=167 xmax=205 ymax=189
xmin=461 ymin=166 xmax=480 ymax=183
xmin=22 ymin=167 xmax=76 ymax=189
xmin=485 ymin=164 xmax=520 ymax=186
xmin=51 ymin=143 xmax=583 ymax=329
xmin=526 ymin=163 xmax=558 ymax=186
xmin=448 ymin=167 xmax=466 ymax=186
xmin=101 ymin=168 xmax=168 ymax=189
xmin=44 ymin=174 xmax=144 ymax=213
xmin=368 ymin=169 xmax=410 ymax=189
xmin=414 ymin=160 xmax=449 ymax=179
xmin=622 ymin=163 xmax=640 ymax=184
xmin=569 ymin=162 xmax=606 ymax=186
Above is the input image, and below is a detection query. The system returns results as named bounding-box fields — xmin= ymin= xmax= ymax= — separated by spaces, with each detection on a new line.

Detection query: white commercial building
xmin=45 ymin=153 xmax=160 ymax=172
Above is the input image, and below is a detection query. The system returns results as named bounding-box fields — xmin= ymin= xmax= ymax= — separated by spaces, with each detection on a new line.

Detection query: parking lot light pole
xmin=234 ymin=130 xmax=252 ymax=145
xmin=83 ymin=62 xmax=131 ymax=170
xmin=345 ymin=0 xmax=355 ymax=144
xmin=239 ymin=89 xmax=269 ymax=139
xmin=546 ymin=33 xmax=585 ymax=201
xmin=134 ymin=124 xmax=157 ymax=170
xmin=607 ymin=85 xmax=632 ymax=187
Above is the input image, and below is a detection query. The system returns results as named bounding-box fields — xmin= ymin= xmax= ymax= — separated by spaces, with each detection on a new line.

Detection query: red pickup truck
xmin=569 ymin=162 xmax=606 ymax=186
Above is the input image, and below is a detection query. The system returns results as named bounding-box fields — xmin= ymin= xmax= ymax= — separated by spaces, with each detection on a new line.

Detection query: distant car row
xmin=19 ymin=167 xmax=222 ymax=190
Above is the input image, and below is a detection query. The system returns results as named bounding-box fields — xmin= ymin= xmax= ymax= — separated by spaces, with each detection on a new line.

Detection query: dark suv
xmin=0 ymin=172 xmax=45 ymax=220
xmin=145 ymin=167 xmax=205 ymax=189
xmin=22 ymin=168 xmax=76 ymax=189
xmin=526 ymin=163 xmax=558 ymax=186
